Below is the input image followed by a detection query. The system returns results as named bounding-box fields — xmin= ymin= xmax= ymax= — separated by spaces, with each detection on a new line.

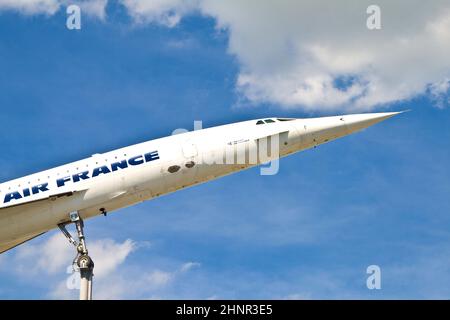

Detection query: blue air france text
xmin=3 ymin=151 xmax=159 ymax=204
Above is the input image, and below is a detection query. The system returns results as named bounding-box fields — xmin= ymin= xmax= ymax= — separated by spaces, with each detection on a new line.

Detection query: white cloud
xmin=13 ymin=233 xmax=73 ymax=275
xmin=49 ymin=280 xmax=76 ymax=299
xmin=1 ymin=231 xmax=202 ymax=299
xmin=206 ymin=0 xmax=450 ymax=110
xmin=145 ymin=269 xmax=173 ymax=287
xmin=83 ymin=259 xmax=201 ymax=299
xmin=0 ymin=0 xmax=108 ymax=19
xmin=121 ymin=0 xmax=450 ymax=111
xmin=4 ymin=0 xmax=449 ymax=110
xmin=120 ymin=0 xmax=198 ymax=27
xmin=88 ymin=238 xmax=136 ymax=279
xmin=70 ymin=0 xmax=108 ymax=20
xmin=11 ymin=233 xmax=135 ymax=279
xmin=429 ymin=78 xmax=450 ymax=109
xmin=0 ymin=0 xmax=60 ymax=15
xmin=2 ymin=0 xmax=449 ymax=110
xmin=180 ymin=261 xmax=201 ymax=272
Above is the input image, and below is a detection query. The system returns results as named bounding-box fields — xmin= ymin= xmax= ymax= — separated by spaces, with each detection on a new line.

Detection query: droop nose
xmin=343 ymin=111 xmax=405 ymax=134
xmin=288 ymin=111 xmax=405 ymax=149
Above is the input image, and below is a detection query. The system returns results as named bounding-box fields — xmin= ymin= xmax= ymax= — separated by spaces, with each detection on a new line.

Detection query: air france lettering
xmin=3 ymin=151 xmax=160 ymax=204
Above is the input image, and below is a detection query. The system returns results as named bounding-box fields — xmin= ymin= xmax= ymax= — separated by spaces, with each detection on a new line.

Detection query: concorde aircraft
xmin=0 ymin=112 xmax=401 ymax=299
xmin=0 ymin=111 xmax=404 ymax=254
xmin=0 ymin=112 xmax=402 ymax=298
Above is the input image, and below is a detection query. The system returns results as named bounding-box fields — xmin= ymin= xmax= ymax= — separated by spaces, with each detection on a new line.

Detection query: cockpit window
xmin=277 ymin=118 xmax=295 ymax=121
xmin=256 ymin=118 xmax=280 ymax=125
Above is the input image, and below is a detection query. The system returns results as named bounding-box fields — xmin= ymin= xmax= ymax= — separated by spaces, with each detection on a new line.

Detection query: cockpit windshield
xmin=256 ymin=118 xmax=295 ymax=125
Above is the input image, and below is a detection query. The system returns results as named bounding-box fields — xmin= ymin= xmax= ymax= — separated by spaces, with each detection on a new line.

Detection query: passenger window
xmin=168 ymin=165 xmax=181 ymax=173
xmin=264 ymin=119 xmax=275 ymax=123
xmin=256 ymin=120 xmax=265 ymax=125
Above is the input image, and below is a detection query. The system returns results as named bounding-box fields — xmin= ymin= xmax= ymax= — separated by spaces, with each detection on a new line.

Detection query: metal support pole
xmin=79 ymin=257 xmax=94 ymax=300
xmin=58 ymin=211 xmax=94 ymax=300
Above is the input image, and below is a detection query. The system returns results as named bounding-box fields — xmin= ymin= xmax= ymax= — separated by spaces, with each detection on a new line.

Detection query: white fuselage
xmin=0 ymin=112 xmax=400 ymax=251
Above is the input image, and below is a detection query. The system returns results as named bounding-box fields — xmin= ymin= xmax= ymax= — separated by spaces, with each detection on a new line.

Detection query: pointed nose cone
xmin=344 ymin=111 xmax=405 ymax=134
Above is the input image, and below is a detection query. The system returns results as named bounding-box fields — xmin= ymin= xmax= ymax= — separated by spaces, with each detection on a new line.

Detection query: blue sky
xmin=0 ymin=1 xmax=450 ymax=299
